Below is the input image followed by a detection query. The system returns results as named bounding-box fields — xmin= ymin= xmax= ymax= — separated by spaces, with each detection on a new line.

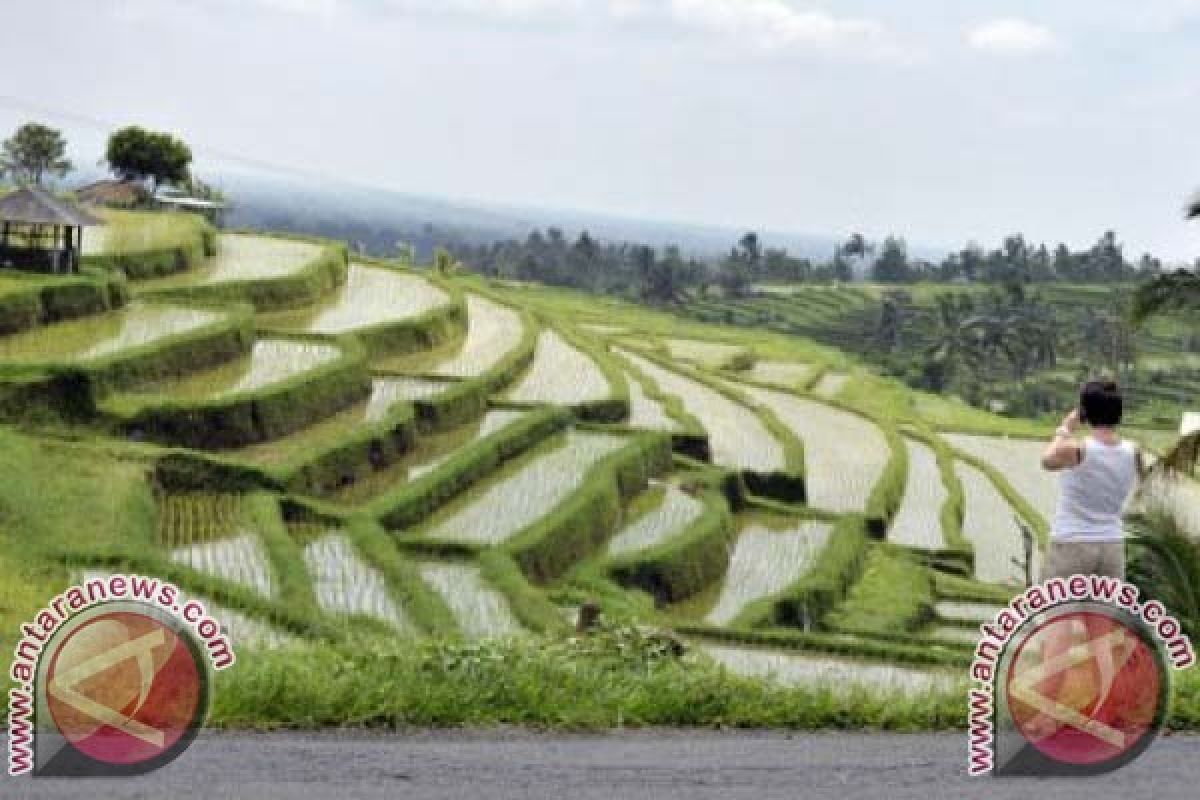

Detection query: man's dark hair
xmin=1080 ymin=379 xmax=1123 ymax=427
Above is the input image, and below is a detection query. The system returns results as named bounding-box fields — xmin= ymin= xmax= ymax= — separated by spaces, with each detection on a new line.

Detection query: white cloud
xmin=231 ymin=0 xmax=904 ymax=59
xmin=966 ymin=18 xmax=1059 ymax=55
xmin=666 ymin=0 xmax=890 ymax=52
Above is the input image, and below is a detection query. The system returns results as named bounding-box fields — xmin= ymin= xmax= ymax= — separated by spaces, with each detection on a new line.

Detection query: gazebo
xmin=0 ymin=187 xmax=103 ymax=275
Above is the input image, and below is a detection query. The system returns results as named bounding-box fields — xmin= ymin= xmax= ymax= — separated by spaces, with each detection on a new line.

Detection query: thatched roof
xmin=0 ymin=186 xmax=103 ymax=227
xmin=76 ymin=179 xmax=146 ymax=208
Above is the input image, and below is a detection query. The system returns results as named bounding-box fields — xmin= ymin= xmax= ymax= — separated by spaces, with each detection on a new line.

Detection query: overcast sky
xmin=3 ymin=0 xmax=1200 ymax=260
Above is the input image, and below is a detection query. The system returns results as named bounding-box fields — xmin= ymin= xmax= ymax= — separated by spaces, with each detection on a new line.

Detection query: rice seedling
xmin=157 ymin=492 xmax=246 ymax=549
xmin=618 ymin=349 xmax=785 ymax=472
xmin=420 ymin=431 xmax=626 ymax=545
xmin=812 ymin=372 xmax=849 ymax=398
xmin=418 ymin=561 xmax=522 ymax=638
xmin=934 ymin=600 xmax=1007 ymax=624
xmin=429 ymin=294 xmax=524 ymax=377
xmin=284 ymin=264 xmax=449 ymax=334
xmin=368 ymin=376 xmax=452 ymax=405
xmin=705 ymin=518 xmax=832 ymax=625
xmin=888 ymin=439 xmax=949 ymax=550
xmin=954 ymin=461 xmax=1039 ymax=586
xmin=127 ymin=338 xmax=341 ymax=400
xmin=698 ymin=644 xmax=959 ymax=693
xmin=743 ymin=360 xmax=814 ymax=389
xmin=626 ymin=373 xmax=676 ymax=431
xmin=0 ymin=304 xmax=221 ymax=363
xmin=664 ymin=338 xmax=746 ymax=368
xmin=944 ymin=433 xmax=1059 ymax=525
xmin=170 ymin=533 xmax=275 ymax=598
xmin=302 ymin=532 xmax=412 ymax=631
xmin=140 ymin=234 xmax=320 ymax=288
xmin=608 ymin=482 xmax=705 ymax=556
xmin=505 ymin=329 xmax=611 ymax=406
xmin=742 ymin=386 xmax=888 ymax=512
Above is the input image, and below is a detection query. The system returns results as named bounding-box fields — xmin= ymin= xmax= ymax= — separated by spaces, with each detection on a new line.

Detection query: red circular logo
xmin=45 ymin=609 xmax=206 ymax=767
xmin=1005 ymin=609 xmax=1163 ymax=767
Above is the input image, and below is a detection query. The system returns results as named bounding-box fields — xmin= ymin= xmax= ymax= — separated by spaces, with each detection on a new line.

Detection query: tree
xmin=0 ymin=122 xmax=71 ymax=186
xmin=105 ymin=126 xmax=192 ymax=195
xmin=871 ymin=236 xmax=911 ymax=283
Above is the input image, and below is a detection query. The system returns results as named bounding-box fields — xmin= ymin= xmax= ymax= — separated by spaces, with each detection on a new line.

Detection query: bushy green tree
xmin=0 ymin=122 xmax=72 ymax=186
xmin=105 ymin=126 xmax=192 ymax=195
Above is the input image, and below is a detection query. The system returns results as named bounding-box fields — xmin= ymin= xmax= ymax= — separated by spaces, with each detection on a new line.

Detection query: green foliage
xmin=759 ymin=515 xmax=871 ymax=630
xmin=0 ymin=122 xmax=71 ymax=186
xmin=1128 ymin=512 xmax=1200 ymax=641
xmin=825 ymin=547 xmax=934 ymax=635
xmin=105 ymin=125 xmax=192 ymax=192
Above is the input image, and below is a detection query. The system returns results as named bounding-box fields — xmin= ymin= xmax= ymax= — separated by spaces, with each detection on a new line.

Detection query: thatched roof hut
xmin=0 ymin=187 xmax=103 ymax=274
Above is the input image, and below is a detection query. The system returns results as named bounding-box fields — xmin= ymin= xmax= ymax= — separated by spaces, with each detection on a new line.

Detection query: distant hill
xmin=209 ymin=169 xmax=925 ymax=265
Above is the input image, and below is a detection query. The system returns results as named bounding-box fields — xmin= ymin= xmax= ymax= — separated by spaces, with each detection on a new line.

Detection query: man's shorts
xmin=1041 ymin=540 xmax=1126 ymax=581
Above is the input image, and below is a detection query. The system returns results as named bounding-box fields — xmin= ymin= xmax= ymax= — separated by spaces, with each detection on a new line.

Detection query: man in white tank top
xmin=1040 ymin=379 xmax=1144 ymax=579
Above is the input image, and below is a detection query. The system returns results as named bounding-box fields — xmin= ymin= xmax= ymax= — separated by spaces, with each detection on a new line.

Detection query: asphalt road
xmin=4 ymin=730 xmax=1197 ymax=799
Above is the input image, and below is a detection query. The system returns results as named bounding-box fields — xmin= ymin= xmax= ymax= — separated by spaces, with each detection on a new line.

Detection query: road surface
xmin=4 ymin=730 xmax=1197 ymax=799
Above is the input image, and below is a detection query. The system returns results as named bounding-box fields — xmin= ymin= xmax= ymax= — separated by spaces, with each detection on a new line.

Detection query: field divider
xmin=499 ymin=431 xmax=675 ymax=584
xmin=0 ymin=267 xmax=130 ymax=334
xmin=136 ymin=234 xmax=349 ymax=312
xmin=370 ymin=407 xmax=574 ymax=529
xmin=98 ymin=332 xmax=372 ymax=449
xmin=938 ymin=433 xmax=1050 ymax=546
xmin=611 ymin=343 xmax=711 ymax=461
xmin=612 ymin=343 xmax=806 ymax=502
xmin=82 ymin=211 xmax=216 ymax=280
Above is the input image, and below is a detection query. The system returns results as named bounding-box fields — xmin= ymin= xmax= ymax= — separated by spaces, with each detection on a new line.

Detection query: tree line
xmin=452 ymin=226 xmax=1171 ymax=306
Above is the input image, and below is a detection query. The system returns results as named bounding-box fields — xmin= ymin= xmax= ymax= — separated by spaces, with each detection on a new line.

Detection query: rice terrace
xmin=3 ymin=194 xmax=1198 ymax=743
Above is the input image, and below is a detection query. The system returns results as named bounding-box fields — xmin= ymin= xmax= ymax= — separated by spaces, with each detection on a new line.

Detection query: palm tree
xmin=1126 ymin=512 xmax=1200 ymax=640
xmin=1132 ymin=197 xmax=1200 ymax=324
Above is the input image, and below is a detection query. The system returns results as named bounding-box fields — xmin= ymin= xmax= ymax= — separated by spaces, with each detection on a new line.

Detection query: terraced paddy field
xmin=699 ymin=644 xmax=958 ymax=693
xmin=944 ymin=433 xmax=1059 ymax=525
xmin=625 ymin=372 xmax=677 ymax=431
xmin=416 ymin=430 xmax=626 ymax=545
xmin=740 ymin=386 xmax=888 ymax=512
xmin=119 ymin=338 xmax=342 ymax=401
xmin=888 ymin=439 xmax=949 ymax=550
xmin=618 ymin=349 xmax=786 ymax=473
xmin=419 ymin=561 xmax=522 ymax=638
xmin=608 ymin=482 xmax=705 ymax=556
xmin=0 ymin=303 xmax=222 ymax=364
xmin=704 ymin=518 xmax=832 ymax=625
xmin=505 ymin=329 xmax=611 ymax=406
xmin=136 ymin=233 xmax=321 ymax=288
xmin=741 ymin=360 xmax=814 ymax=389
xmin=420 ymin=293 xmax=524 ymax=377
xmin=264 ymin=263 xmax=449 ymax=334
xmin=664 ymin=338 xmax=747 ymax=368
xmin=5 ymin=213 xmax=1199 ymax=732
xmin=329 ymin=409 xmax=527 ymax=504
xmin=954 ymin=461 xmax=1038 ymax=585
xmin=302 ymin=531 xmax=412 ymax=631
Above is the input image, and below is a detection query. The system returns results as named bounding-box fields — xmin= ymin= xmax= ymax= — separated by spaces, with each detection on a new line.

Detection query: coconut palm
xmin=1126 ymin=511 xmax=1200 ymax=640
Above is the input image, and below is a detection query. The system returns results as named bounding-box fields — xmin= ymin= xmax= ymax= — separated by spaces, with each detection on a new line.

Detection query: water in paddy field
xmin=505 ymin=329 xmax=611 ymax=406
xmin=171 ymin=533 xmax=276 ymax=598
xmin=126 ymin=339 xmax=341 ymax=400
xmin=740 ymin=385 xmax=887 ymax=513
xmin=704 ymin=519 xmax=832 ymax=626
xmin=741 ymin=360 xmax=814 ymax=389
xmin=140 ymin=233 xmax=321 ymax=287
xmin=943 ymin=433 xmax=1060 ymax=526
xmin=954 ymin=461 xmax=1042 ymax=586
xmin=420 ymin=431 xmax=626 ymax=545
xmin=0 ymin=304 xmax=221 ymax=363
xmin=625 ymin=373 xmax=677 ymax=431
xmin=618 ymin=349 xmax=785 ymax=473
xmin=888 ymin=438 xmax=949 ymax=550
xmin=303 ymin=532 xmax=413 ymax=632
xmin=608 ymin=482 xmax=706 ymax=556
xmin=419 ymin=561 xmax=521 ymax=638
xmin=284 ymin=264 xmax=449 ymax=333
xmin=664 ymin=338 xmax=746 ymax=368
xmin=426 ymin=293 xmax=525 ymax=378
xmin=699 ymin=644 xmax=958 ymax=694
